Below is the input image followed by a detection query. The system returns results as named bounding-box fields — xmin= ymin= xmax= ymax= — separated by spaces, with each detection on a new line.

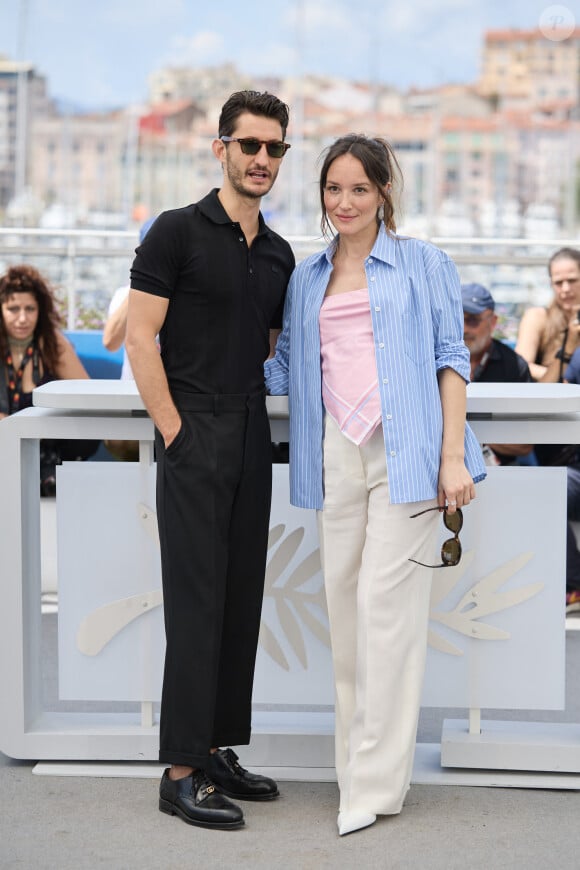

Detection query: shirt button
xmin=368 ymin=258 xmax=373 ymax=264
xmin=383 ymin=377 xmax=388 ymax=384
xmin=370 ymin=276 xmax=376 ymax=281
xmin=239 ymin=236 xmax=244 ymax=242
xmin=379 ymin=342 xmax=385 ymax=349
xmin=386 ymin=414 xmax=392 ymax=420
xmin=390 ymin=450 xmax=396 ymax=457
xmin=375 ymin=306 xmax=381 ymax=312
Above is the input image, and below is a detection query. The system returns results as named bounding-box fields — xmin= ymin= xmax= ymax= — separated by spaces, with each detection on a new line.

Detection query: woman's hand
xmin=566 ymin=306 xmax=580 ymax=349
xmin=438 ymin=457 xmax=476 ymax=514
xmin=437 ymin=368 xmax=475 ymax=514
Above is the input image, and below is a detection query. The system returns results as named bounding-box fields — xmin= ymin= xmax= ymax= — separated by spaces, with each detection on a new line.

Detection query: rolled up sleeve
xmin=430 ymin=258 xmax=471 ymax=382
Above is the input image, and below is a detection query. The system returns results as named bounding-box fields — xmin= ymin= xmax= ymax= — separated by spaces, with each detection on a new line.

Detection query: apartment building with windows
xmin=479 ymin=27 xmax=580 ymax=112
xmin=0 ymin=58 xmax=52 ymax=211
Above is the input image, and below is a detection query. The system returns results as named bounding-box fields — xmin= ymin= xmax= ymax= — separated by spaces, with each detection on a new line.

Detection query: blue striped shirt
xmin=265 ymin=226 xmax=486 ymax=509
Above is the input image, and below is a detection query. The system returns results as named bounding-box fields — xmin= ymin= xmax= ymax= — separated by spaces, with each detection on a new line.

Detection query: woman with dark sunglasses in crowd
xmin=266 ymin=135 xmax=485 ymax=836
xmin=0 ymin=264 xmax=98 ymax=494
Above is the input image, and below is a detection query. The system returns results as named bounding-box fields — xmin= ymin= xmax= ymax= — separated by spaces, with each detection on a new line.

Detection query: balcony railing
xmin=0 ymin=227 xmax=578 ymax=339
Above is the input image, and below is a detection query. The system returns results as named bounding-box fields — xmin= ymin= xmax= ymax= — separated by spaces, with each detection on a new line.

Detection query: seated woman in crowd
xmin=515 ymin=246 xmax=580 ymax=612
xmin=515 ymin=247 xmax=580 ymax=383
xmin=0 ymin=264 xmax=98 ymax=495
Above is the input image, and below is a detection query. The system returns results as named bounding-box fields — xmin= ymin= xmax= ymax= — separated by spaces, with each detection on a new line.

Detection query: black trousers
xmin=155 ymin=390 xmax=272 ymax=768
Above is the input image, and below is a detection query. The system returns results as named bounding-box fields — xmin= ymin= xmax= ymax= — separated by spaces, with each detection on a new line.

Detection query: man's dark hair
xmin=218 ymin=90 xmax=290 ymax=139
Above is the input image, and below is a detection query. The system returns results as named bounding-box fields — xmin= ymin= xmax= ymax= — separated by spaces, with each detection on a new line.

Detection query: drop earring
xmin=377 ymin=202 xmax=385 ymax=221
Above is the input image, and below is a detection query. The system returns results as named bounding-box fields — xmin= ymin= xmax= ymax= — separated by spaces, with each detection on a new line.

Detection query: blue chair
xmin=65 ymin=330 xmax=123 ymax=380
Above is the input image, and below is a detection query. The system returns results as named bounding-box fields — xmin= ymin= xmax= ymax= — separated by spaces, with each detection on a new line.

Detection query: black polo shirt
xmin=471 ymin=338 xmax=531 ymax=385
xmin=130 ymin=189 xmax=295 ymax=395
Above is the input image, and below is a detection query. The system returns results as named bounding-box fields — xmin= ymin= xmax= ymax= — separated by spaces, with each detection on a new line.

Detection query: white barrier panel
xmin=422 ymin=467 xmax=565 ymax=710
xmin=57 ymin=463 xmax=162 ymax=702
xmin=57 ymin=463 xmax=565 ymax=712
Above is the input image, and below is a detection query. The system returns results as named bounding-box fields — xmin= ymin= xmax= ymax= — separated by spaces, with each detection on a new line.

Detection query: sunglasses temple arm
xmin=409 ymin=506 xmax=442 ymax=519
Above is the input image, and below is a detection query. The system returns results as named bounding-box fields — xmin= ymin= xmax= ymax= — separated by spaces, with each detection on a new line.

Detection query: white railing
xmin=0 ymin=227 xmax=578 ymax=333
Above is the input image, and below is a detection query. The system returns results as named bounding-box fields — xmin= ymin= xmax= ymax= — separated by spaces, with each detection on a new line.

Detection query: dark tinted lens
xmin=266 ymin=142 xmax=287 ymax=157
xmin=441 ymin=538 xmax=462 ymax=565
xmin=443 ymin=508 xmax=463 ymax=534
xmin=238 ymin=138 xmax=261 ymax=155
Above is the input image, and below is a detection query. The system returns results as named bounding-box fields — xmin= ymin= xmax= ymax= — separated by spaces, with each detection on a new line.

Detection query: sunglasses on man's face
xmin=408 ymin=505 xmax=463 ymax=568
xmin=220 ymin=136 xmax=291 ymax=158
xmin=463 ymin=313 xmax=492 ymax=328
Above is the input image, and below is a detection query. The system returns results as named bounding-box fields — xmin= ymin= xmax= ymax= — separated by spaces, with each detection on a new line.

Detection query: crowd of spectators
xmin=460 ymin=247 xmax=580 ymax=613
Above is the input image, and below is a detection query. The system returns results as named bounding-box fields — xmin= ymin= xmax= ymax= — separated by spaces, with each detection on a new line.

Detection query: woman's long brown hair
xmin=0 ymin=264 xmax=63 ymax=372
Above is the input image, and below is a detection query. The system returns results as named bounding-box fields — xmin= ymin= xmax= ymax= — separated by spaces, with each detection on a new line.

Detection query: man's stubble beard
xmin=225 ymin=157 xmax=278 ymax=200
xmin=465 ymin=334 xmax=491 ymax=359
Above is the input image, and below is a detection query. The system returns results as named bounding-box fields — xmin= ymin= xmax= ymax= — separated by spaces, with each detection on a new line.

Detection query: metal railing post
xmin=65 ymin=237 xmax=77 ymax=331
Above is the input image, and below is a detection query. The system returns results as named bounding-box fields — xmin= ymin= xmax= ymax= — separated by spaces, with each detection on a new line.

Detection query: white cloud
xmin=384 ymin=0 xmax=470 ymax=37
xmin=164 ymin=31 xmax=226 ymax=66
xmin=32 ymin=0 xmax=187 ymax=29
xmin=1 ymin=0 xmax=553 ymax=109
xmin=238 ymin=42 xmax=297 ymax=76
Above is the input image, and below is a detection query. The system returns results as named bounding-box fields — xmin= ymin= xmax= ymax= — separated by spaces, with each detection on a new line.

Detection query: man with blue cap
xmin=462 ymin=283 xmax=531 ymax=385
xmin=461 ymin=283 xmax=532 ymax=465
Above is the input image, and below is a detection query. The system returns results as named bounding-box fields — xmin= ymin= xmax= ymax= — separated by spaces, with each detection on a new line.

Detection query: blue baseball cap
xmin=461 ymin=283 xmax=495 ymax=314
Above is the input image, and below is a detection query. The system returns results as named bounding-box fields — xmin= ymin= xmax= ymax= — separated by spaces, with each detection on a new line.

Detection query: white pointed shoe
xmin=337 ymin=810 xmax=377 ymax=836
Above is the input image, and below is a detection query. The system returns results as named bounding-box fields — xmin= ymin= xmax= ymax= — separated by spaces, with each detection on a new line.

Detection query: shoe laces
xmin=192 ymin=769 xmax=218 ymax=796
xmin=221 ymin=747 xmax=245 ymax=774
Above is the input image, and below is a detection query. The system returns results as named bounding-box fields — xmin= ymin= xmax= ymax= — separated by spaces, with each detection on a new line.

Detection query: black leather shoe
xmin=159 ymin=768 xmax=244 ymax=829
xmin=206 ymin=748 xmax=279 ymax=801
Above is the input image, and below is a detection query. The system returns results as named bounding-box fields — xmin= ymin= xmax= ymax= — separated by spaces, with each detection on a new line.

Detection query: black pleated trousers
xmin=155 ymin=390 xmax=272 ymax=768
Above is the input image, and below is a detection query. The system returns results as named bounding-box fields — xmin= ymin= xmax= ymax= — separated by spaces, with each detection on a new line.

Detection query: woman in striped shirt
xmin=266 ymin=135 xmax=485 ymax=836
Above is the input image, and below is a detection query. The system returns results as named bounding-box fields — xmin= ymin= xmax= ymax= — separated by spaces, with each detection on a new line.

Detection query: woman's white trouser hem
xmin=319 ymin=416 xmax=439 ymax=817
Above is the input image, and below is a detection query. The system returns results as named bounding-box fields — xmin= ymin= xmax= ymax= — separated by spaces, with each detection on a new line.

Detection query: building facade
xmin=0 ymin=58 xmax=52 ymax=213
xmin=3 ymin=27 xmax=579 ymax=236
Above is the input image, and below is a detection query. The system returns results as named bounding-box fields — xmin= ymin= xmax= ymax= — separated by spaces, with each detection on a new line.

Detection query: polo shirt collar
xmin=198 ymin=188 xmax=268 ymax=235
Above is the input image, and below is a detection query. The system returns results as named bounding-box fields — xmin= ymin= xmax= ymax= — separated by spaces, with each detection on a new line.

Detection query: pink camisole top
xmin=319 ymin=288 xmax=381 ymax=446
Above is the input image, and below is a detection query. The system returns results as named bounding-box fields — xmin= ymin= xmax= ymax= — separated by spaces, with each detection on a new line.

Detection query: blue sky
xmin=1 ymin=1 xmax=575 ymax=109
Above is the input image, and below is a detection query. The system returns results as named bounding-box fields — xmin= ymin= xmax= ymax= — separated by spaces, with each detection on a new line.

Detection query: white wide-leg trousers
xmin=318 ymin=415 xmax=439 ymax=816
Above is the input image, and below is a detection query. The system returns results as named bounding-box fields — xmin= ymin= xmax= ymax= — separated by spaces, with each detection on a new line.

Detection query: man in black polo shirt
xmin=126 ymin=91 xmax=294 ymax=830
xmin=462 ymin=283 xmax=532 ymax=466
